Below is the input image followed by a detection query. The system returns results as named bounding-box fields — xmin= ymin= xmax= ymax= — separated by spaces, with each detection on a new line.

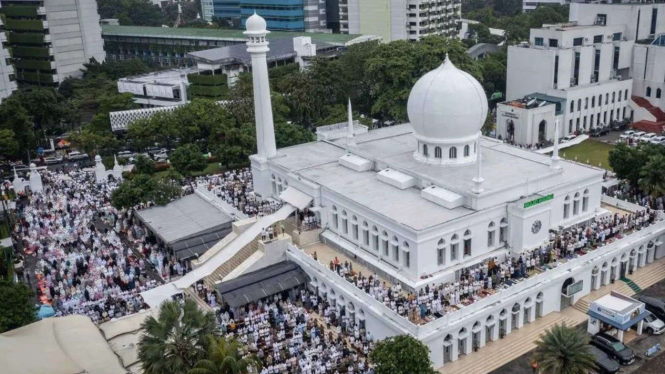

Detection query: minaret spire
xmin=347 ymin=97 xmax=356 ymax=147
xmin=472 ymin=135 xmax=484 ymax=193
xmin=551 ymin=119 xmax=561 ymax=170
xmin=245 ymin=13 xmax=277 ymax=160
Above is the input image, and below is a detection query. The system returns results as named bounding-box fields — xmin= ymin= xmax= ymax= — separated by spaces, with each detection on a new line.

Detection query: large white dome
xmin=407 ymin=56 xmax=488 ymax=144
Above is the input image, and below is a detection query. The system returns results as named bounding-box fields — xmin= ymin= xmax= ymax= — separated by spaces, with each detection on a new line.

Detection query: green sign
xmin=524 ymin=194 xmax=554 ymax=209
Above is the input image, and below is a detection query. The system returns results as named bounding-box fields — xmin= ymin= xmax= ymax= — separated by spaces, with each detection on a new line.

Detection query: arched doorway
xmin=561 ymin=278 xmax=575 ymax=309
xmin=507 ymin=119 xmax=515 ymax=141
xmin=591 ymin=266 xmax=600 ymax=291
xmin=601 ymin=262 xmax=609 ymax=286
xmin=472 ymin=322 xmax=482 ymax=351
xmin=536 ymin=292 xmax=544 ymax=318
xmin=511 ymin=303 xmax=521 ymax=330
xmin=458 ymin=328 xmax=469 ymax=357
xmin=538 ymin=120 xmax=547 ymax=143
xmin=443 ymin=334 xmax=453 ymax=364
xmin=485 ymin=315 xmax=496 ymax=343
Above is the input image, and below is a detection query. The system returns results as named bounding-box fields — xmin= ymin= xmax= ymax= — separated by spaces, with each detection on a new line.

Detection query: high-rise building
xmin=333 ymin=0 xmax=461 ymax=42
xmin=1 ymin=0 xmax=105 ymax=86
xmin=0 ymin=3 xmax=17 ymax=101
xmin=202 ymin=0 xmax=327 ymax=32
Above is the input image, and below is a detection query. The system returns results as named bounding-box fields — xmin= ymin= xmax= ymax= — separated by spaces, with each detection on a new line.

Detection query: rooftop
xmin=102 ymin=25 xmax=373 ymax=46
xmin=119 ymin=67 xmax=198 ymax=86
xmin=188 ymin=38 xmax=335 ymax=65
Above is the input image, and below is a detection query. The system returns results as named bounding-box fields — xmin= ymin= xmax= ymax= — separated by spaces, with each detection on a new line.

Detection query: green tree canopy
xmin=138 ymin=299 xmax=217 ymax=374
xmin=639 ymin=154 xmax=665 ymax=198
xmin=532 ymin=323 xmax=597 ymax=374
xmin=111 ymin=174 xmax=181 ymax=209
xmin=369 ymin=335 xmax=436 ymax=374
xmin=0 ymin=279 xmax=37 ymax=333
xmin=134 ymin=155 xmax=155 ymax=175
xmin=170 ymin=144 xmax=207 ymax=176
xmin=188 ymin=335 xmax=261 ymax=374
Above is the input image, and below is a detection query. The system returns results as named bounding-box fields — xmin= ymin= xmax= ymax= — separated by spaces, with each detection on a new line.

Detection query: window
xmin=382 ymin=232 xmax=389 ymax=256
xmin=583 ymin=189 xmax=590 ymax=212
xmin=577 ymin=99 xmax=581 ymax=112
xmin=392 ymin=236 xmax=399 ymax=262
xmin=625 ymin=89 xmax=629 ymax=101
xmin=488 ymin=222 xmax=496 ymax=248
xmin=605 ymin=93 xmax=609 ymax=104
xmin=598 ymin=94 xmax=602 ymax=107
xmin=352 ymin=216 xmax=358 ymax=241
xmin=423 ymin=144 xmax=428 ymax=157
xmin=549 ymin=39 xmax=558 ymax=48
xmin=593 ymin=35 xmax=603 ymax=43
xmin=618 ymin=91 xmax=622 ymax=101
xmin=613 ymin=46 xmax=620 ymax=70
xmin=569 ymin=120 xmax=573 ymax=134
xmin=341 ymin=211 xmax=348 ymax=234
xmin=437 ymin=239 xmax=445 ymax=265
xmin=570 ymin=101 xmax=574 ymax=113
xmin=535 ymin=37 xmax=543 ymax=46
xmin=450 ymin=234 xmax=459 ymax=261
xmin=362 ymin=222 xmax=369 ymax=246
xmin=405 ymin=251 xmax=410 ymax=268
xmin=564 ymin=195 xmax=571 ymax=219
xmin=574 ymin=52 xmax=580 ymax=84
xmin=613 ymin=32 xmax=622 ymax=41
xmin=596 ymin=14 xmax=607 ymax=26
xmin=500 ymin=218 xmax=508 ymax=243
xmin=573 ymin=37 xmax=583 ymax=46
xmin=652 ymin=8 xmax=658 ymax=35
xmin=332 ymin=206 xmax=338 ymax=230
xmin=658 ymin=88 xmax=662 ymax=99
xmin=449 ymin=147 xmax=457 ymax=159
xmin=647 ymin=87 xmax=652 ymax=97
xmin=573 ymin=193 xmax=580 ymax=216
xmin=464 ymin=145 xmax=470 ymax=157
xmin=612 ymin=92 xmax=615 ymax=103
xmin=554 ymin=55 xmax=559 ymax=85
xmin=435 ymin=146 xmax=442 ymax=158
xmin=592 ymin=96 xmax=595 ymax=108
xmin=585 ymin=98 xmax=588 ymax=109
xmin=463 ymin=230 xmax=472 ymax=257
xmin=372 ymin=227 xmax=379 ymax=251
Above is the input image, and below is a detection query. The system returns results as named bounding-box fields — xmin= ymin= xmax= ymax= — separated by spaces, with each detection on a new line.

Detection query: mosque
xmin=142 ymin=13 xmax=665 ymax=368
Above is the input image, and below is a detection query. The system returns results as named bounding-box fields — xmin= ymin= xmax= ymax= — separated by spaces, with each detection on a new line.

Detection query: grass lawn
xmin=560 ymin=140 xmax=615 ymax=171
xmin=153 ymin=162 xmax=225 ymax=180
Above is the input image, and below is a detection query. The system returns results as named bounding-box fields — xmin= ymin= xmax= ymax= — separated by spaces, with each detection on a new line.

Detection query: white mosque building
xmin=142 ymin=13 xmax=665 ymax=368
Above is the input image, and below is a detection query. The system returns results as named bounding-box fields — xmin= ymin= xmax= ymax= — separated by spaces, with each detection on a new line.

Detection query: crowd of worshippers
xmin=607 ymin=182 xmax=665 ymax=211
xmin=191 ymin=168 xmax=283 ymax=217
xmin=16 ymin=168 xmax=156 ymax=323
xmin=318 ymin=209 xmax=660 ymax=325
xmin=215 ymin=288 xmax=374 ymax=374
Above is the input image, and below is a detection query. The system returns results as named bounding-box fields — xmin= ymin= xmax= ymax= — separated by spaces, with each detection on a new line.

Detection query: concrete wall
xmin=633 ymin=44 xmax=665 ymax=110
xmin=570 ymin=3 xmax=665 ymax=41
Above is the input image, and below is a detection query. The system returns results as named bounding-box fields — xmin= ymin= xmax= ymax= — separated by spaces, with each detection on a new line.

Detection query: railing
xmin=601 ymin=195 xmax=647 ymax=213
xmin=195 ymin=185 xmax=249 ymax=221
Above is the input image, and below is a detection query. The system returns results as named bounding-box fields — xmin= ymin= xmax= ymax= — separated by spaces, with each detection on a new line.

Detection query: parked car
xmin=589 ymin=333 xmax=635 ymax=365
xmin=590 ymin=126 xmax=610 ymax=137
xmin=619 ymin=130 xmax=635 ymax=139
xmin=642 ymin=312 xmax=665 ymax=334
xmin=67 ymin=151 xmax=88 ymax=161
xmin=640 ymin=133 xmax=657 ymax=142
xmin=117 ymin=151 xmax=135 ymax=159
xmin=587 ymin=345 xmax=620 ymax=374
xmin=562 ymin=134 xmax=577 ymax=143
xmin=611 ymin=120 xmax=628 ymax=131
xmin=146 ymin=146 xmax=161 ymax=155
xmin=638 ymin=295 xmax=665 ymax=321
xmin=630 ymin=131 xmax=646 ymax=140
xmin=43 ymin=156 xmax=63 ymax=165
xmin=650 ymin=136 xmax=665 ymax=145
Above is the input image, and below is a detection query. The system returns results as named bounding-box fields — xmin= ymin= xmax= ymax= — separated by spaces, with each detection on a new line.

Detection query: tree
xmin=0 ymin=279 xmax=37 ymax=333
xmin=639 ymin=154 xmax=665 ymax=198
xmin=111 ymin=174 xmax=181 ymax=209
xmin=134 ymin=155 xmax=155 ymax=175
xmin=0 ymin=97 xmax=37 ymax=161
xmin=0 ymin=129 xmax=19 ymax=160
xmin=608 ymin=143 xmax=663 ymax=187
xmin=275 ymin=122 xmax=315 ymax=148
xmin=369 ymin=335 xmax=436 ymax=374
xmin=188 ymin=335 xmax=261 ymax=374
xmin=138 ymin=299 xmax=217 ymax=374
xmin=170 ymin=144 xmax=207 ymax=176
xmin=532 ymin=323 xmax=597 ymax=374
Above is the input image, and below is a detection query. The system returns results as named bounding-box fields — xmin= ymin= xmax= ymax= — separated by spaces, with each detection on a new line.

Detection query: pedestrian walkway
xmin=438 ymin=256 xmax=665 ymax=374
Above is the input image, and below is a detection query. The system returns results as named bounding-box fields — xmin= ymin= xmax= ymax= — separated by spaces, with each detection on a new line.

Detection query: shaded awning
xmin=279 ymin=187 xmax=313 ymax=210
xmin=215 ymin=262 xmax=309 ymax=308
xmin=171 ymin=228 xmax=232 ymax=261
xmin=588 ymin=309 xmax=650 ymax=331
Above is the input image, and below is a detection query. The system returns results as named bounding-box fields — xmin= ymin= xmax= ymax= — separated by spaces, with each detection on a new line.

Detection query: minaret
xmin=551 ymin=119 xmax=561 ymax=170
xmin=245 ymin=13 xmax=277 ymax=160
xmin=472 ymin=136 xmax=484 ymax=193
xmin=347 ymin=98 xmax=356 ymax=147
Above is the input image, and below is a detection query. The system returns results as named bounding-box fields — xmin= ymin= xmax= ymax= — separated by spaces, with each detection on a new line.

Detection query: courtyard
xmin=560 ymin=139 xmax=615 ymax=171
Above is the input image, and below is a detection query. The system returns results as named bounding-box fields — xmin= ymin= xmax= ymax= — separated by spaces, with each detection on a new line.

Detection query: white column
xmin=472 ymin=135 xmax=483 ymax=193
xmin=551 ymin=119 xmax=561 ymax=170
xmin=245 ymin=15 xmax=277 ymax=161
xmin=347 ymin=98 xmax=356 ymax=147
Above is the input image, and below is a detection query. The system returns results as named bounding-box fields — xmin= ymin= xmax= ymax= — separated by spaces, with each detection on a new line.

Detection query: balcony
xmin=14 ymin=59 xmax=56 ymax=71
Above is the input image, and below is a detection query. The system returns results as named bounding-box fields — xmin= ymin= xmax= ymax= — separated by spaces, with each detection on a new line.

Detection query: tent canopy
xmin=216 ymin=262 xmax=309 ymax=308
xmin=279 ymin=187 xmax=313 ymax=210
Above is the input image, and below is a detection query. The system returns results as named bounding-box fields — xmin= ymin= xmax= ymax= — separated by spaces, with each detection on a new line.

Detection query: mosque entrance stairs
xmin=620 ymin=277 xmax=643 ymax=293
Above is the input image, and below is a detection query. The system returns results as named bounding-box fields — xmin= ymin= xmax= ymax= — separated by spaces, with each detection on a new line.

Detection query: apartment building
xmin=0 ymin=3 xmax=17 ymax=101
xmin=1 ymin=0 xmax=105 ymax=86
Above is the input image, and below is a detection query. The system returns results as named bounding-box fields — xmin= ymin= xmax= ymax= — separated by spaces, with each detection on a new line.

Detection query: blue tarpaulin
xmin=37 ymin=304 xmax=55 ymax=319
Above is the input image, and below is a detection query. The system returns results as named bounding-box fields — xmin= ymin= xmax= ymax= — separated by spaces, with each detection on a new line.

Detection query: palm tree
xmin=532 ymin=323 xmax=597 ymax=374
xmin=188 ymin=335 xmax=262 ymax=374
xmin=639 ymin=154 xmax=665 ymax=198
xmin=138 ymin=299 xmax=218 ymax=374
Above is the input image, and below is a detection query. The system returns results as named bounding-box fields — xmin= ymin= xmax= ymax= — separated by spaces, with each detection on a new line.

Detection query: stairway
xmin=441 ymin=315 xmax=578 ymax=374
xmin=620 ymin=276 xmax=643 ymax=294
xmin=184 ymin=288 xmax=213 ymax=312
xmin=632 ymin=95 xmax=665 ymax=121
xmin=572 ymin=298 xmax=591 ymax=314
xmin=627 ymin=261 xmax=665 ymax=293
xmin=203 ymin=236 xmax=260 ymax=289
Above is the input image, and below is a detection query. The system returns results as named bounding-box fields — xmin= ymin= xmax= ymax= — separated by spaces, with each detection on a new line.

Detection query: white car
xmin=620 ymin=130 xmax=635 ymax=139
xmin=67 ymin=151 xmax=88 ymax=161
xmin=154 ymin=152 xmax=168 ymax=161
xmin=43 ymin=156 xmax=63 ymax=165
xmin=644 ymin=312 xmax=665 ymax=334
xmin=631 ymin=131 xmax=646 ymax=140
xmin=640 ymin=133 xmax=657 ymax=142
xmin=117 ymin=151 xmax=135 ymax=159
xmin=650 ymin=136 xmax=665 ymax=145
xmin=561 ymin=134 xmax=577 ymax=143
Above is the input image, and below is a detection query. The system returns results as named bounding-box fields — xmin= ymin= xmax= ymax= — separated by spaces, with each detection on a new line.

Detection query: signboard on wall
xmin=566 ymin=280 xmax=583 ymax=297
xmin=524 ymin=194 xmax=554 ymax=209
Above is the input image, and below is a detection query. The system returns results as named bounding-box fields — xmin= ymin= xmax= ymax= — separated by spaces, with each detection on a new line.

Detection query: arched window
xmin=403 ymin=242 xmax=410 ymax=268
xmin=573 ymin=192 xmax=581 ymax=215
xmin=570 ymin=101 xmax=574 ymax=112
xmin=362 ymin=221 xmax=369 ymax=246
xmin=450 ymin=234 xmax=459 ymax=261
xmin=449 ymin=147 xmax=457 ymax=159
xmin=577 ymin=99 xmax=581 ymax=111
xmin=341 ymin=210 xmax=348 ymax=234
xmin=658 ymin=88 xmax=662 ymax=99
xmin=585 ymin=97 xmax=588 ymax=109
xmin=598 ymin=94 xmax=602 ymax=107
xmin=391 ymin=235 xmax=400 ymax=262
xmin=435 ymin=146 xmax=442 ymax=158
xmin=618 ymin=91 xmax=622 ymax=101
xmin=499 ymin=218 xmax=508 ymax=243
xmin=381 ymin=231 xmax=389 ymax=256
xmin=591 ymin=96 xmax=595 ymax=108
xmin=332 ymin=206 xmax=338 ymax=230
xmin=463 ymin=230 xmax=472 ymax=257
xmin=582 ymin=189 xmax=590 ymax=212
xmin=437 ymin=239 xmax=446 ymax=265
xmin=605 ymin=93 xmax=609 ymax=104
xmin=625 ymin=89 xmax=629 ymax=100
xmin=487 ymin=222 xmax=496 ymax=248
xmin=371 ymin=226 xmax=379 ymax=251
xmin=271 ymin=174 xmax=277 ymax=194
xmin=464 ymin=145 xmax=470 ymax=157
xmin=564 ymin=195 xmax=571 ymax=219
xmin=612 ymin=92 xmax=615 ymax=103
xmin=647 ymin=87 xmax=652 ymax=97
xmin=423 ymin=144 xmax=429 ymax=157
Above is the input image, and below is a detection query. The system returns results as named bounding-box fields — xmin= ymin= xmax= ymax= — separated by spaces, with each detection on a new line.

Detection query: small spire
xmin=551 ymin=119 xmax=561 ymax=170
xmin=472 ymin=136 xmax=484 ymax=194
xmin=347 ymin=98 xmax=356 ymax=147
xmin=114 ymin=154 xmax=119 ymax=166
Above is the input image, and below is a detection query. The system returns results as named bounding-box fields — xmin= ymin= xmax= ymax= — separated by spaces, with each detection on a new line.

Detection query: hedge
xmin=14 ymin=59 xmax=53 ymax=71
xmin=188 ymin=84 xmax=227 ymax=98
xmin=2 ymin=6 xmax=39 ymax=17
xmin=187 ymin=73 xmax=227 ymax=86
xmin=8 ymin=33 xmax=45 ymax=45
xmin=19 ymin=71 xmax=55 ymax=84
xmin=4 ymin=19 xmax=44 ymax=31
xmin=12 ymin=46 xmax=50 ymax=58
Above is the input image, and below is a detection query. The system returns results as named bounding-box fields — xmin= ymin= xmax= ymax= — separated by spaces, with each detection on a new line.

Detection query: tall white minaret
xmin=347 ymin=98 xmax=356 ymax=147
xmin=551 ymin=119 xmax=561 ymax=170
xmin=472 ymin=135 xmax=484 ymax=193
xmin=245 ymin=13 xmax=277 ymax=160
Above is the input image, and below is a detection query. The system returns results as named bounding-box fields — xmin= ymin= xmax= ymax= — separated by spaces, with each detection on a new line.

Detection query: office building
xmin=1 ymin=0 xmax=105 ymax=86
xmin=202 ymin=0 xmax=327 ymax=32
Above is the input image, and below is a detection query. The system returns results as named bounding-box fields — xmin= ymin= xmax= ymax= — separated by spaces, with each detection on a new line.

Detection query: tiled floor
xmin=302 ymin=242 xmax=393 ymax=286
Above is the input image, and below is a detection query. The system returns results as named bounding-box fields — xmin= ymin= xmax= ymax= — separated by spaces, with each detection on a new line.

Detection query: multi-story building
xmin=101 ymin=25 xmax=373 ymax=66
xmin=202 ymin=0 xmax=327 ymax=32
xmin=523 ymin=0 xmax=568 ymax=13
xmin=1 ymin=0 xmax=105 ymax=86
xmin=0 ymin=3 xmax=17 ymax=101
xmin=502 ymin=22 xmax=634 ymax=143
xmin=334 ymin=0 xmax=461 ymax=42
